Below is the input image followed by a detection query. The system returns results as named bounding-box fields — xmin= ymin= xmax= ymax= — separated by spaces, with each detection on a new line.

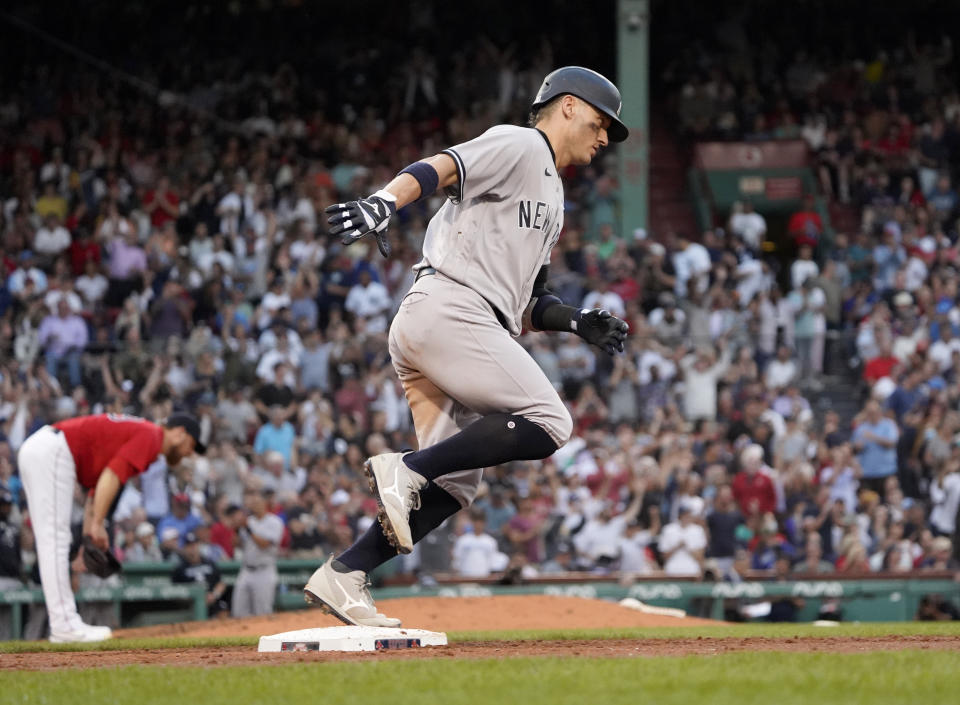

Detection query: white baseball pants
xmin=17 ymin=425 xmax=86 ymax=635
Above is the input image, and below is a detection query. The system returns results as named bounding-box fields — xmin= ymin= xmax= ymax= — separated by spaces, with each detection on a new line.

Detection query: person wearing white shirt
xmin=658 ymin=507 xmax=707 ymax=576
xmin=729 ymin=201 xmax=767 ymax=253
xmin=344 ymin=270 xmax=392 ymax=334
xmin=216 ymin=178 xmax=256 ymax=236
xmin=75 ymin=260 xmax=109 ymax=307
xmin=33 ymin=215 xmax=72 ymax=256
xmin=930 ymin=468 xmax=960 ymax=536
xmin=672 ymin=236 xmax=712 ymax=297
xmin=553 ymin=475 xmax=593 ymax=516
xmin=903 ymin=253 xmax=928 ymax=292
xmin=636 ymin=347 xmax=677 ymax=385
xmin=928 ymin=326 xmax=960 ymax=372
xmin=256 ymin=337 xmax=301 ymax=383
xmin=189 ymin=223 xmax=214 ymax=266
xmin=734 ymin=257 xmax=768 ymax=305
xmin=678 ymin=341 xmax=731 ymax=421
xmin=572 ymin=484 xmax=643 ymax=567
xmin=197 ymin=235 xmax=236 ymax=276
xmin=257 ymin=278 xmax=292 ymax=330
xmin=43 ymin=282 xmax=83 ymax=314
xmin=452 ymin=511 xmax=507 ymax=578
xmin=582 ymin=284 xmax=626 ymax=318
xmin=892 ymin=317 xmax=925 ymax=362
xmin=765 ymin=346 xmax=798 ymax=390
xmin=618 ymin=522 xmax=655 ymax=574
xmin=40 ymin=148 xmax=71 ymax=194
xmin=648 ymin=295 xmax=687 ymax=346
xmin=257 ymin=326 xmax=304 ymax=358
xmin=790 ymin=245 xmax=819 ymax=290
xmin=290 ymin=195 xmax=317 ymax=233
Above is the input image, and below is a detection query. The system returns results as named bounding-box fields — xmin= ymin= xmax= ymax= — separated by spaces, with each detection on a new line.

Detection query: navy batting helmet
xmin=532 ymin=66 xmax=628 ymax=143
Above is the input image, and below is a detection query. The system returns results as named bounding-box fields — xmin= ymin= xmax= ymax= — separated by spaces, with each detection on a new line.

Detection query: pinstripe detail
xmin=441 ymin=148 xmax=466 ymax=204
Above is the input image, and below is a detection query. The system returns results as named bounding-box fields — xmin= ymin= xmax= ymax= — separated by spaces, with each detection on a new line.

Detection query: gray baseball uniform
xmin=389 ymin=125 xmax=573 ymax=507
xmin=232 ymin=512 xmax=283 ymax=617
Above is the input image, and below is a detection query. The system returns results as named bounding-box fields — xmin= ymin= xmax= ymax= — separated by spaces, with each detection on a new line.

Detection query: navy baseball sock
xmin=402 ymin=413 xmax=558 ymax=482
xmin=337 ymin=483 xmax=463 ymax=574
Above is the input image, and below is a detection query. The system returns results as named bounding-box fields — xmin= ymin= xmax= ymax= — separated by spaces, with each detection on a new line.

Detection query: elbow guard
xmin=398 ymin=161 xmax=440 ymax=202
xmin=530 ymin=293 xmax=563 ymax=331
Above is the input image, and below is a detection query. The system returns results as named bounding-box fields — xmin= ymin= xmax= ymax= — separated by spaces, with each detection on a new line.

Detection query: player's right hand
xmin=325 ymin=189 xmax=397 ymax=258
xmin=88 ymin=523 xmax=109 ymax=551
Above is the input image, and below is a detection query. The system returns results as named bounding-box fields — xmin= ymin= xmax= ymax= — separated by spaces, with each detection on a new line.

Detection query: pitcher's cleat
xmin=363 ymin=452 xmax=426 ymax=554
xmin=49 ymin=623 xmax=112 ymax=643
xmin=304 ymin=558 xmax=402 ymax=628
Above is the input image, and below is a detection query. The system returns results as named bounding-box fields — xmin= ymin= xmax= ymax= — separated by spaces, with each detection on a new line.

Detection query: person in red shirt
xmin=142 ymin=175 xmax=180 ymax=229
xmin=68 ymin=226 xmax=101 ymax=276
xmin=210 ymin=503 xmax=246 ymax=559
xmin=731 ymin=443 xmax=778 ymax=518
xmin=863 ymin=342 xmax=900 ymax=385
xmin=787 ymin=195 xmax=823 ymax=249
xmin=17 ymin=413 xmax=204 ymax=643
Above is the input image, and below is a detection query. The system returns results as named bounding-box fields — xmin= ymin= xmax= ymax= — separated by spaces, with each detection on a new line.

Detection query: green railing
xmin=4 ymin=564 xmax=958 ymax=639
xmin=358 ymin=577 xmax=960 ymax=623
xmin=0 ymin=583 xmax=208 ymax=639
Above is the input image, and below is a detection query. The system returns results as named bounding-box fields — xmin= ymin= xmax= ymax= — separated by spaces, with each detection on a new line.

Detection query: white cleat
xmin=364 ymin=452 xmax=426 ymax=554
xmin=304 ymin=558 xmax=402 ymax=628
xmin=49 ymin=624 xmax=113 ymax=643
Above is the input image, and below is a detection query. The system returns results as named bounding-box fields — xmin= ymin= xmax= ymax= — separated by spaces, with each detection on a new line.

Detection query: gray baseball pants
xmin=388 ymin=272 xmax=572 ymax=507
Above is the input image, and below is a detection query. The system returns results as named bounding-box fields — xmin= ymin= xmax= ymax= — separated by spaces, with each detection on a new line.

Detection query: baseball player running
xmin=305 ymin=67 xmax=629 ymax=626
xmin=17 ymin=413 xmax=204 ymax=642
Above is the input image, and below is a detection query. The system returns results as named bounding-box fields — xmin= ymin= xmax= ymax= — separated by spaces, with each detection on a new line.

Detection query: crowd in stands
xmin=1 ymin=4 xmax=960 ymax=628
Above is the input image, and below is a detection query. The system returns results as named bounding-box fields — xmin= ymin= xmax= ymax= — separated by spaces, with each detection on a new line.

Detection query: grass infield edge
xmin=1 ymin=621 xmax=959 ymax=654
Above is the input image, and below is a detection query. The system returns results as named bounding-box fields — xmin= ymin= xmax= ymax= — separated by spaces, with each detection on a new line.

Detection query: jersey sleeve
xmin=208 ymin=561 xmax=222 ymax=586
xmin=106 ymin=428 xmax=163 ymax=483
xmin=442 ymin=127 xmax=534 ymax=205
xmin=170 ymin=563 xmax=190 ymax=583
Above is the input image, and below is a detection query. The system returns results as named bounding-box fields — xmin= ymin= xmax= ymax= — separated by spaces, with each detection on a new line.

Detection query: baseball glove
xmin=82 ymin=535 xmax=121 ymax=578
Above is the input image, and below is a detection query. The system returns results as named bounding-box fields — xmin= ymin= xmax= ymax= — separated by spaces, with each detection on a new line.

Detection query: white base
xmin=258 ymin=626 xmax=448 ymax=653
xmin=619 ymin=597 xmax=687 ymax=619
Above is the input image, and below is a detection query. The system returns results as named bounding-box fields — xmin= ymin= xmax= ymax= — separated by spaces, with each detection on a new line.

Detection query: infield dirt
xmin=114 ymin=595 xmax=719 ymax=639
xmin=6 ymin=596 xmax=959 ymax=671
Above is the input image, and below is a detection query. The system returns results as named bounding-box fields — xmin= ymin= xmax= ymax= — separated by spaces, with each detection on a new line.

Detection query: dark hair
xmin=527 ymin=96 xmax=562 ymax=128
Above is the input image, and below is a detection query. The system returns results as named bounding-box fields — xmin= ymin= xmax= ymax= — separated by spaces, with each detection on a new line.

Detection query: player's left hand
xmin=325 ymin=189 xmax=397 ymax=258
xmin=575 ymin=308 xmax=628 ymax=355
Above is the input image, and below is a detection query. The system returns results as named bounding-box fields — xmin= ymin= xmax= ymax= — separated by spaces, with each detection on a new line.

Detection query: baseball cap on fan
xmin=166 ymin=413 xmax=206 ymax=454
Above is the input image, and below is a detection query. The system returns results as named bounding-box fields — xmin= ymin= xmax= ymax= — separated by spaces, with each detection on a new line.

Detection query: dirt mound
xmin=116 ymin=595 xmax=719 ymax=639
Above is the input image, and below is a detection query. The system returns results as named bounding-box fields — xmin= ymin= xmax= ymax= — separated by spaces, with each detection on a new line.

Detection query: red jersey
xmin=54 ymin=414 xmax=164 ymax=488
xmin=731 ymin=470 xmax=777 ymax=517
xmin=210 ymin=521 xmax=236 ymax=559
xmin=863 ymin=355 xmax=899 ymax=384
xmin=143 ymin=189 xmax=180 ymax=228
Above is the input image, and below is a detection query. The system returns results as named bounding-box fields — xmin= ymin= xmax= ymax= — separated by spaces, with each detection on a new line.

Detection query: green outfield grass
xmin=5 ymin=650 xmax=959 ymax=705
xmin=1 ymin=620 xmax=959 ymax=653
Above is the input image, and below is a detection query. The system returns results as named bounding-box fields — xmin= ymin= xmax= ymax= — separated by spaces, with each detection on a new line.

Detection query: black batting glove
xmin=574 ymin=308 xmax=629 ymax=355
xmin=325 ymin=189 xmax=397 ymax=257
